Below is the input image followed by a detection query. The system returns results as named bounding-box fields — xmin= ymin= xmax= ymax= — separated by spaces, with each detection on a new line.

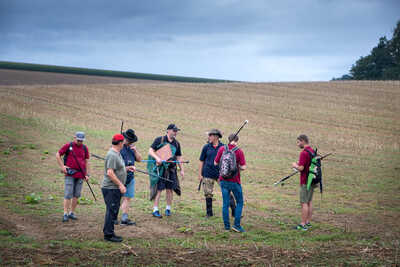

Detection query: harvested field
xmin=0 ymin=70 xmax=399 ymax=266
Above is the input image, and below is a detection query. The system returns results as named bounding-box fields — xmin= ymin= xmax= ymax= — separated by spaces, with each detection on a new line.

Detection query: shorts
xmin=123 ymin=178 xmax=135 ymax=198
xmin=203 ymin=177 xmax=218 ymax=198
xmin=300 ymin=184 xmax=315 ymax=203
xmin=157 ymin=169 xmax=177 ymax=191
xmin=64 ymin=176 xmax=83 ymax=199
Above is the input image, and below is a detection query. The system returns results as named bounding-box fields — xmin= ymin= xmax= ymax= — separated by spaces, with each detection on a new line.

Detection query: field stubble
xmin=0 ymin=74 xmax=399 ymax=265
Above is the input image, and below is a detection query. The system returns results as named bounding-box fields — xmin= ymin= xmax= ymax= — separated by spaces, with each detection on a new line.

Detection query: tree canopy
xmin=333 ymin=20 xmax=400 ymax=80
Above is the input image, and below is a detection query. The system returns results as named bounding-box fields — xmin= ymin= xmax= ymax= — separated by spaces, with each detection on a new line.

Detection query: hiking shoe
xmin=62 ymin=214 xmax=69 ymax=223
xmin=68 ymin=213 xmax=78 ymax=220
xmin=294 ymin=224 xmax=308 ymax=231
xmin=152 ymin=211 xmax=162 ymax=218
xmin=165 ymin=209 xmax=171 ymax=216
xmin=104 ymin=235 xmax=123 ymax=242
xmin=224 ymin=226 xmax=231 ymax=231
xmin=232 ymin=225 xmax=245 ymax=233
xmin=305 ymin=222 xmax=312 ymax=228
xmin=121 ymin=219 xmax=136 ymax=226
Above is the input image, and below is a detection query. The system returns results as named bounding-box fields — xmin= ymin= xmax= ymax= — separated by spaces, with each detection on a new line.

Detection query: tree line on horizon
xmin=333 ymin=20 xmax=400 ymax=81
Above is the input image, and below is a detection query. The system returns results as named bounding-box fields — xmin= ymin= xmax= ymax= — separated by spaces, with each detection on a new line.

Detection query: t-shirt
xmin=102 ymin=148 xmax=127 ymax=189
xmin=215 ymin=144 xmax=246 ymax=184
xmin=150 ymin=135 xmax=182 ymax=159
xmin=120 ymin=144 xmax=136 ymax=184
xmin=58 ymin=142 xmax=89 ymax=179
xmin=199 ymin=142 xmax=224 ymax=179
xmin=298 ymin=146 xmax=315 ymax=185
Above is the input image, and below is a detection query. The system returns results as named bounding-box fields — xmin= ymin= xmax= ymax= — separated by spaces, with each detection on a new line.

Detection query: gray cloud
xmin=1 ymin=0 xmax=399 ymax=81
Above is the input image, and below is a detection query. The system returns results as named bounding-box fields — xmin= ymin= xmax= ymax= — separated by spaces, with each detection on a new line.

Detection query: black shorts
xmin=157 ymin=169 xmax=177 ymax=191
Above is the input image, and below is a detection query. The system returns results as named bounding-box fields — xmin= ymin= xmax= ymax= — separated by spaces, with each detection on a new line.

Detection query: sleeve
xmin=199 ymin=145 xmax=207 ymax=161
xmin=298 ymin=151 xmax=308 ymax=167
xmin=214 ymin=146 xmax=224 ymax=164
xmin=150 ymin=137 xmax=161 ymax=150
xmin=175 ymin=141 xmax=182 ymax=156
xmin=106 ymin=154 xmax=118 ymax=170
xmin=58 ymin=143 xmax=69 ymax=156
xmin=237 ymin=149 xmax=246 ymax=166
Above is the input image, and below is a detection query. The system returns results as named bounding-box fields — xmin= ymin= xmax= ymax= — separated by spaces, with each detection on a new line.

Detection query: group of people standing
xmin=56 ymin=124 xmax=316 ymax=242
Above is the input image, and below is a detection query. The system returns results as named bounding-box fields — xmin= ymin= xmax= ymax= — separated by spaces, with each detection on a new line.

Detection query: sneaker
xmin=224 ymin=226 xmax=231 ymax=231
xmin=232 ymin=225 xmax=245 ymax=233
xmin=121 ymin=219 xmax=136 ymax=226
xmin=305 ymin=222 xmax=312 ymax=228
xmin=294 ymin=224 xmax=308 ymax=231
xmin=114 ymin=220 xmax=119 ymax=225
xmin=165 ymin=209 xmax=171 ymax=216
xmin=152 ymin=210 xmax=162 ymax=218
xmin=62 ymin=214 xmax=69 ymax=223
xmin=104 ymin=235 xmax=123 ymax=242
xmin=68 ymin=213 xmax=78 ymax=220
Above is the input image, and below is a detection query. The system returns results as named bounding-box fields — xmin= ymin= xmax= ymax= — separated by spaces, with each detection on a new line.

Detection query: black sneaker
xmin=68 ymin=213 xmax=78 ymax=220
xmin=62 ymin=214 xmax=69 ymax=223
xmin=114 ymin=220 xmax=119 ymax=225
xmin=104 ymin=235 xmax=123 ymax=242
xmin=121 ymin=219 xmax=136 ymax=226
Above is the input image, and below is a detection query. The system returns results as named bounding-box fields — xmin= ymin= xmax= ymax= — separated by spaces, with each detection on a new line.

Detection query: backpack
xmin=219 ymin=145 xmax=239 ymax=179
xmin=305 ymin=148 xmax=323 ymax=193
xmin=63 ymin=142 xmax=88 ymax=166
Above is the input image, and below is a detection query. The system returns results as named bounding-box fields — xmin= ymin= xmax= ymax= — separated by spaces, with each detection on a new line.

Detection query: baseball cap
xmin=167 ymin=124 xmax=180 ymax=131
xmin=112 ymin=133 xmax=124 ymax=142
xmin=75 ymin=131 xmax=85 ymax=141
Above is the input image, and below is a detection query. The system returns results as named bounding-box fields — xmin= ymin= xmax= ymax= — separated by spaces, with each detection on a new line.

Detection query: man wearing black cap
xmin=118 ymin=129 xmax=143 ymax=225
xmin=148 ymin=124 xmax=184 ymax=218
xmin=199 ymin=129 xmax=224 ymax=217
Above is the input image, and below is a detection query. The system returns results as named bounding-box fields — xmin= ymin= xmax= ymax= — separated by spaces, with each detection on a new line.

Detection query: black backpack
xmin=219 ymin=145 xmax=239 ymax=179
xmin=63 ymin=142 xmax=88 ymax=165
xmin=305 ymin=148 xmax=323 ymax=193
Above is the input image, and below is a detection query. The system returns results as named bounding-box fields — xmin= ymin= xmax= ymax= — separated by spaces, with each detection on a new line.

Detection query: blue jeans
xmin=220 ymin=180 xmax=243 ymax=229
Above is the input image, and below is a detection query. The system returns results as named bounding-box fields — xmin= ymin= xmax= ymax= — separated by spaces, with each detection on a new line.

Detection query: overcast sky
xmin=1 ymin=0 xmax=399 ymax=81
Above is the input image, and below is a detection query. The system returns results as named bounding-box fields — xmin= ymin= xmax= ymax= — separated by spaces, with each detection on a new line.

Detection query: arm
xmin=199 ymin=161 xmax=204 ymax=181
xmin=85 ymin=159 xmax=90 ymax=180
xmin=177 ymin=155 xmax=184 ymax=180
xmin=107 ymin=168 xmax=126 ymax=193
xmin=239 ymin=164 xmax=247 ymax=171
xmin=56 ymin=152 xmax=68 ymax=174
xmin=131 ymin=144 xmax=143 ymax=162
xmin=292 ymin=151 xmax=306 ymax=171
xmin=292 ymin=163 xmax=304 ymax=171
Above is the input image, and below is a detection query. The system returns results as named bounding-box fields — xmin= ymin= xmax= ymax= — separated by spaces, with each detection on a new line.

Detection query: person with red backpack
xmin=56 ymin=132 xmax=90 ymax=223
xmin=292 ymin=134 xmax=316 ymax=231
xmin=214 ymin=134 xmax=247 ymax=233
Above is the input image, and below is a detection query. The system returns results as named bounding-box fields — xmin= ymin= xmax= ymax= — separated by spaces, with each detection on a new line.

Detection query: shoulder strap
xmin=161 ymin=136 xmax=165 ymax=144
xmin=232 ymin=146 xmax=239 ymax=152
xmin=304 ymin=147 xmax=315 ymax=158
xmin=224 ymin=144 xmax=228 ymax=151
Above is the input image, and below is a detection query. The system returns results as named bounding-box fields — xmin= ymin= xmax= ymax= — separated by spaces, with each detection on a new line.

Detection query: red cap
xmin=112 ymin=134 xmax=124 ymax=142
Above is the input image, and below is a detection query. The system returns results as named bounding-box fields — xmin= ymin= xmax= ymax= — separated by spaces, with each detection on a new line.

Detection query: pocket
xmin=65 ymin=177 xmax=74 ymax=185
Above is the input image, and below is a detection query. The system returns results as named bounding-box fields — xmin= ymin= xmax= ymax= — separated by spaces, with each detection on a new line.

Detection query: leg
xmin=63 ymin=199 xmax=71 ymax=214
xmin=203 ymin=178 xmax=214 ymax=217
xmin=229 ymin=193 xmax=236 ymax=217
xmin=71 ymin=197 xmax=78 ymax=212
xmin=102 ymin=188 xmax=122 ymax=237
xmin=121 ymin=178 xmax=135 ymax=222
xmin=232 ymin=184 xmax=244 ymax=229
xmin=166 ymin=189 xmax=173 ymax=206
xmin=307 ymin=201 xmax=313 ymax=224
xmin=154 ymin=190 xmax=162 ymax=208
xmin=301 ymin=203 xmax=308 ymax=226
xmin=220 ymin=181 xmax=231 ymax=229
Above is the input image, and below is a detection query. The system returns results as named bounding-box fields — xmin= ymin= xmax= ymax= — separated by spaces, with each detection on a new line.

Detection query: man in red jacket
xmin=56 ymin=132 xmax=90 ymax=223
xmin=292 ymin=134 xmax=315 ymax=231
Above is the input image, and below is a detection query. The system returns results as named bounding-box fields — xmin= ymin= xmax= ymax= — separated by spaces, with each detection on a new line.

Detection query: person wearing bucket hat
xmin=199 ymin=129 xmax=224 ymax=217
xmin=118 ymin=129 xmax=142 ymax=226
xmin=56 ymin=132 xmax=90 ymax=223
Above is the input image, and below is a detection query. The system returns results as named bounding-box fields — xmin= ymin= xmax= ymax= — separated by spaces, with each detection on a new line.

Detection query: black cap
xmin=167 ymin=124 xmax=180 ymax=131
xmin=123 ymin=129 xmax=138 ymax=143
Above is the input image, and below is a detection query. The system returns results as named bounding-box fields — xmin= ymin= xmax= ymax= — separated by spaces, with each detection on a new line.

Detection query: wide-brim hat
xmin=208 ymin=129 xmax=222 ymax=138
xmin=123 ymin=129 xmax=138 ymax=143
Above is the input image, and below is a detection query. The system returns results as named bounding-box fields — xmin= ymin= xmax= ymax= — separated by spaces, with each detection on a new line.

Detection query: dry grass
xmin=0 ymin=71 xmax=399 ymax=265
